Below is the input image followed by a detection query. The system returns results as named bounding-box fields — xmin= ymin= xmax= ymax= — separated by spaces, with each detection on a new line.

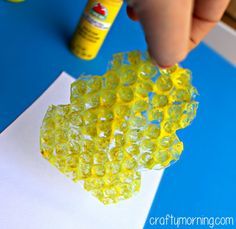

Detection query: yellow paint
xmin=7 ymin=0 xmax=25 ymax=2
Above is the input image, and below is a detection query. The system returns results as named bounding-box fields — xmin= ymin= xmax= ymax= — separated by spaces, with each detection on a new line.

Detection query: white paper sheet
xmin=0 ymin=72 xmax=164 ymax=229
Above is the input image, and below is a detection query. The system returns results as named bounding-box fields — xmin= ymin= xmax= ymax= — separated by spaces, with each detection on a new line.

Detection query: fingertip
xmin=148 ymin=47 xmax=188 ymax=68
xmin=175 ymin=49 xmax=188 ymax=64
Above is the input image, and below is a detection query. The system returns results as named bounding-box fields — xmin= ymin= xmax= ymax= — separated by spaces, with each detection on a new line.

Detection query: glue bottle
xmin=70 ymin=0 xmax=123 ymax=60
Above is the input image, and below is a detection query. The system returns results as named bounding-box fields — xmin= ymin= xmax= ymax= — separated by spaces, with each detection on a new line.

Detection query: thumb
xmin=127 ymin=0 xmax=192 ymax=67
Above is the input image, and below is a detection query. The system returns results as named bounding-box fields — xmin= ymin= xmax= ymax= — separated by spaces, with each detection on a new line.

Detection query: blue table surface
xmin=1 ymin=0 xmax=236 ymax=228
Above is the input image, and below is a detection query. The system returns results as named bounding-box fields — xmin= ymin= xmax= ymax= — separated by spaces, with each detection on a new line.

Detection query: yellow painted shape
xmin=40 ymin=51 xmax=198 ymax=204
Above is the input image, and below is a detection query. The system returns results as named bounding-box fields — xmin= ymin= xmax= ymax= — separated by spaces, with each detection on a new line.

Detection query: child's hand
xmin=127 ymin=0 xmax=230 ymax=67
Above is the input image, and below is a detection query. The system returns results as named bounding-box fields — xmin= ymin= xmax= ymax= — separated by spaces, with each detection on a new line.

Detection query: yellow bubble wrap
xmin=40 ymin=51 xmax=198 ymax=204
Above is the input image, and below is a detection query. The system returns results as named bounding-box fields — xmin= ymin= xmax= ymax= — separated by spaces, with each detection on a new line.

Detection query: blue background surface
xmin=0 ymin=0 xmax=236 ymax=228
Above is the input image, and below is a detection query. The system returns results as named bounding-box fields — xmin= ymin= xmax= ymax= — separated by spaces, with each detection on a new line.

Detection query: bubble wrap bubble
xmin=40 ymin=51 xmax=198 ymax=204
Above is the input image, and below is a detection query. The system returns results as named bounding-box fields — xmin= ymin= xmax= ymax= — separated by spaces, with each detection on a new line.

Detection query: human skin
xmin=126 ymin=0 xmax=230 ymax=67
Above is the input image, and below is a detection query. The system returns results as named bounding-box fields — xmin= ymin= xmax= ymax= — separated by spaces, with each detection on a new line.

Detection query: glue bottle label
xmin=71 ymin=0 xmax=123 ymax=60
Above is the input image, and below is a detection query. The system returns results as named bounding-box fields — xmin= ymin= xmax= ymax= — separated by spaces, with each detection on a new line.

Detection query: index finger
xmin=190 ymin=0 xmax=230 ymax=49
